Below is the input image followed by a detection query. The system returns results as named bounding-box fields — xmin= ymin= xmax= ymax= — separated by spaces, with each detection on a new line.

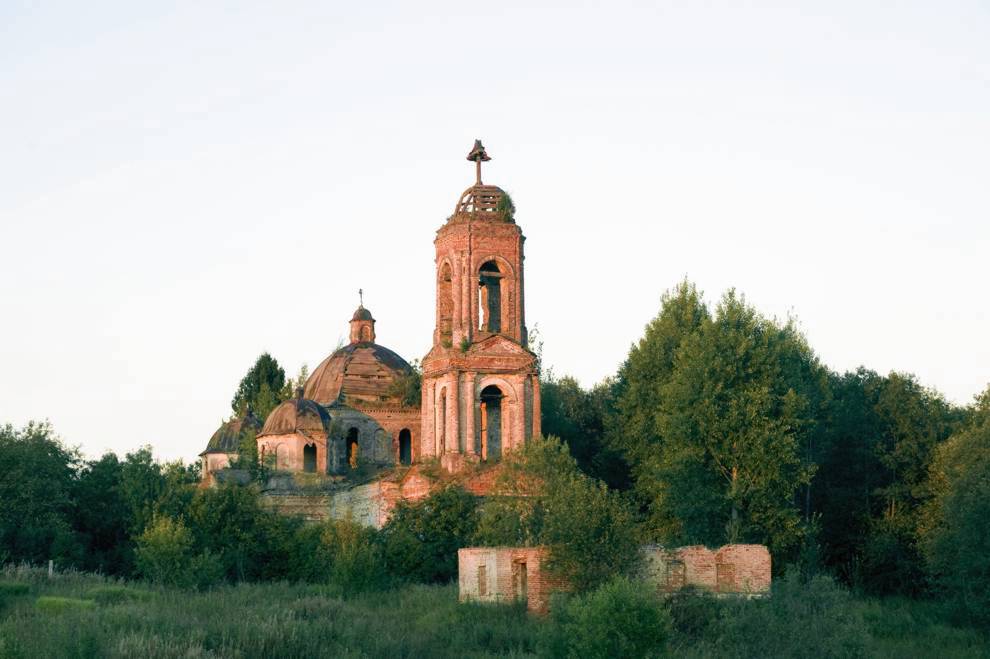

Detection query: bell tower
xmin=421 ymin=141 xmax=541 ymax=472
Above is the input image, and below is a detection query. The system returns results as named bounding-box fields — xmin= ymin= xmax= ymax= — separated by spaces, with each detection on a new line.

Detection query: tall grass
xmin=0 ymin=567 xmax=538 ymax=658
xmin=0 ymin=566 xmax=986 ymax=658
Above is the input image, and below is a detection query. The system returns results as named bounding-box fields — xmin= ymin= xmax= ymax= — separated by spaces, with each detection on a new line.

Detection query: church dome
xmin=304 ymin=341 xmax=413 ymax=406
xmin=352 ymin=305 xmax=374 ymax=321
xmin=200 ymin=410 xmax=263 ymax=456
xmin=259 ymin=396 xmax=331 ymax=437
xmin=453 ymin=184 xmax=514 ymax=222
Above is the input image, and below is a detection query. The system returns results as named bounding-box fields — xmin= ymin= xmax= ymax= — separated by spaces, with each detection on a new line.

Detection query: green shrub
xmin=700 ymin=572 xmax=870 ymax=658
xmin=283 ymin=523 xmax=335 ymax=583
xmin=382 ymin=486 xmax=480 ymax=584
xmin=186 ymin=483 xmax=304 ymax=583
xmin=187 ymin=549 xmax=226 ymax=590
xmin=859 ymin=596 xmax=988 ymax=658
xmin=542 ymin=576 xmax=671 ymax=659
xmin=325 ymin=518 xmax=389 ymax=596
xmin=85 ymin=585 xmax=153 ymax=605
xmin=476 ymin=437 xmax=641 ymax=592
xmin=0 ymin=581 xmax=30 ymax=597
xmin=134 ymin=515 xmax=196 ymax=586
xmin=0 ymin=581 xmax=31 ymax=613
xmin=35 ymin=596 xmax=96 ymax=613
xmin=667 ymin=587 xmax=721 ymax=643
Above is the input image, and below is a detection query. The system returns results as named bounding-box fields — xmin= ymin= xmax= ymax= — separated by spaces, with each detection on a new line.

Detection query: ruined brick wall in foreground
xmin=457 ymin=547 xmax=565 ymax=615
xmin=458 ymin=543 xmax=771 ymax=616
xmin=639 ymin=544 xmax=771 ymax=595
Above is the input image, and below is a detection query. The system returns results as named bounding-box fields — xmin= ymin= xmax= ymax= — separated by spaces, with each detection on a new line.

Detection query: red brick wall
xmin=458 ymin=547 xmax=564 ymax=615
xmin=714 ymin=545 xmax=772 ymax=593
xmin=641 ymin=544 xmax=771 ymax=595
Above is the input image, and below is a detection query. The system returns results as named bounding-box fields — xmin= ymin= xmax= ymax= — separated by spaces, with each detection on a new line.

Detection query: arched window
xmin=347 ymin=428 xmax=359 ymax=469
xmin=438 ymin=262 xmax=453 ymax=345
xmin=399 ymin=428 xmax=412 ymax=465
xmin=480 ymin=384 xmax=503 ymax=460
xmin=478 ymin=261 xmax=502 ymax=333
xmin=303 ymin=443 xmax=317 ymax=473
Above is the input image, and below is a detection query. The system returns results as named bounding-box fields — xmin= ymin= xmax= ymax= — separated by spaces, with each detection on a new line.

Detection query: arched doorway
xmin=303 ymin=443 xmax=316 ymax=473
xmin=480 ymin=384 xmax=503 ymax=461
xmin=347 ymin=428 xmax=359 ymax=469
xmin=399 ymin=428 xmax=412 ymax=465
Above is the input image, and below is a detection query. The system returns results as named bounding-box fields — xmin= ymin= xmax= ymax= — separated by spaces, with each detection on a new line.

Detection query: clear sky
xmin=1 ymin=1 xmax=988 ymax=463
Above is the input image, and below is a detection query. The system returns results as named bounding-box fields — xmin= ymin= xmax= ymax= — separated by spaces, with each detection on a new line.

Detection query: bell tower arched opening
xmin=438 ymin=262 xmax=453 ymax=345
xmin=303 ymin=443 xmax=317 ymax=473
xmin=346 ymin=428 xmax=359 ymax=469
xmin=479 ymin=261 xmax=502 ymax=333
xmin=437 ymin=388 xmax=447 ymax=455
xmin=480 ymin=384 xmax=503 ymax=461
xmin=399 ymin=428 xmax=412 ymax=465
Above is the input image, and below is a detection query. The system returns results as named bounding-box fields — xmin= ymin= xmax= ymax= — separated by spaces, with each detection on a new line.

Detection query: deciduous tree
xmin=231 ymin=353 xmax=287 ymax=420
xmin=918 ymin=385 xmax=990 ymax=624
xmin=0 ymin=422 xmax=81 ymax=565
xmin=476 ymin=436 xmax=640 ymax=592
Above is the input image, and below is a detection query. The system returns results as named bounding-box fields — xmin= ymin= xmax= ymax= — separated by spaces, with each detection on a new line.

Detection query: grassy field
xmin=0 ymin=566 xmax=985 ymax=658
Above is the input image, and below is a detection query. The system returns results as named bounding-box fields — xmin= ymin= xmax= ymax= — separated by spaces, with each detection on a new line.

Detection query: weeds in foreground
xmin=0 ymin=567 xmax=986 ymax=659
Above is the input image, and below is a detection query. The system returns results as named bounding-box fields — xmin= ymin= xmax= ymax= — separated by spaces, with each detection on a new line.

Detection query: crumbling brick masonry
xmin=639 ymin=544 xmax=771 ymax=596
xmin=457 ymin=547 xmax=565 ymax=615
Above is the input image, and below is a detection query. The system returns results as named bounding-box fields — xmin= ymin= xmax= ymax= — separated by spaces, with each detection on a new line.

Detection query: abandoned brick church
xmin=199 ymin=142 xmax=773 ymax=607
xmin=200 ymin=140 xmax=540 ymax=500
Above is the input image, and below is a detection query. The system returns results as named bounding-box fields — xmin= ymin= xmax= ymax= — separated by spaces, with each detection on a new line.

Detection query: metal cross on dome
xmin=466 ymin=139 xmax=491 ymax=185
xmin=358 ymin=288 xmax=363 ymax=306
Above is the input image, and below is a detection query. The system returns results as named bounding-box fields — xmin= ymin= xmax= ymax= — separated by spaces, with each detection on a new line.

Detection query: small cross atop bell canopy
xmin=466 ymin=139 xmax=491 ymax=162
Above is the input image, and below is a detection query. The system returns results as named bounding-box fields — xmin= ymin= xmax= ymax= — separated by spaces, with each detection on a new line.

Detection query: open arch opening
xmin=399 ymin=428 xmax=412 ymax=465
xmin=346 ymin=428 xmax=359 ymax=469
xmin=303 ymin=443 xmax=317 ymax=473
xmin=478 ymin=261 xmax=502 ymax=333
xmin=480 ymin=384 xmax=504 ymax=461
xmin=438 ymin=262 xmax=453 ymax=345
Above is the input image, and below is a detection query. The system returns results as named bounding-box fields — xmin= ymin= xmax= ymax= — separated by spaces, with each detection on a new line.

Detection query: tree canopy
xmin=230 ymin=353 xmax=287 ymax=420
xmin=475 ymin=436 xmax=640 ymax=591
xmin=609 ymin=284 xmax=827 ymax=556
xmin=918 ymin=386 xmax=990 ymax=624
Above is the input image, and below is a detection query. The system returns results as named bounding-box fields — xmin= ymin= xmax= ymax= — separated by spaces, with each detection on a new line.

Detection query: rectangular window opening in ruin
xmin=512 ymin=561 xmax=528 ymax=602
xmin=478 ymin=565 xmax=488 ymax=597
xmin=716 ymin=563 xmax=735 ymax=592
xmin=666 ymin=560 xmax=686 ymax=590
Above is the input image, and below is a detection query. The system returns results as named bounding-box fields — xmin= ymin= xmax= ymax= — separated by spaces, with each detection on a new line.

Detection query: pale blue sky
xmin=2 ymin=1 xmax=988 ymax=462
